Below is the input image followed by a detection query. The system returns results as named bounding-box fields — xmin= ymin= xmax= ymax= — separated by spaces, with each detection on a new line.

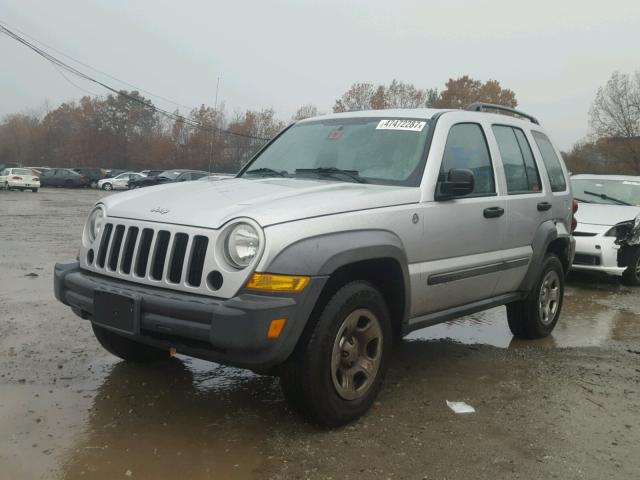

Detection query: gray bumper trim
xmin=54 ymin=261 xmax=326 ymax=369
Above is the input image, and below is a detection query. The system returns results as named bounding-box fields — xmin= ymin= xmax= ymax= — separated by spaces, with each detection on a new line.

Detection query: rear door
xmin=488 ymin=124 xmax=550 ymax=294
xmin=415 ymin=119 xmax=507 ymax=315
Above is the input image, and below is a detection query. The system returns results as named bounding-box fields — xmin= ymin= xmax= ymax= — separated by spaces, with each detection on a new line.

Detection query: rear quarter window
xmin=532 ymin=131 xmax=567 ymax=192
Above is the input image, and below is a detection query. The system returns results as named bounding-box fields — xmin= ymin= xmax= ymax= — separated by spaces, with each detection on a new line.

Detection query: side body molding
xmin=266 ymin=230 xmax=412 ymax=323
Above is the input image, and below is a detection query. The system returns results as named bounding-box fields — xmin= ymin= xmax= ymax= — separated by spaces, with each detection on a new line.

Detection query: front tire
xmin=92 ymin=323 xmax=169 ymax=363
xmin=621 ymin=247 xmax=640 ymax=286
xmin=280 ymin=281 xmax=392 ymax=427
xmin=507 ymin=253 xmax=565 ymax=339
xmin=102 ymin=182 xmax=112 ymax=191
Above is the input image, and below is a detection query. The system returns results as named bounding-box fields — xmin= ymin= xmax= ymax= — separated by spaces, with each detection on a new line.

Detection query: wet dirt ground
xmin=1 ymin=188 xmax=639 ymax=480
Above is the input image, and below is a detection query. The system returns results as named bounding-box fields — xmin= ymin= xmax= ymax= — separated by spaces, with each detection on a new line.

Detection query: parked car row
xmin=2 ymin=165 xmax=232 ymax=191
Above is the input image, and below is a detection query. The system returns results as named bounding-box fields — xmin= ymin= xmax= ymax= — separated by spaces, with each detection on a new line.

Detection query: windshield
xmin=241 ymin=117 xmax=431 ymax=186
xmin=159 ymin=170 xmax=181 ymax=179
xmin=571 ymin=178 xmax=640 ymax=206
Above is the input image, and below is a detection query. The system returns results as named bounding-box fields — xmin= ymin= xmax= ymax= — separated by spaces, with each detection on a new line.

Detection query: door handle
xmin=537 ymin=202 xmax=552 ymax=212
xmin=483 ymin=206 xmax=505 ymax=218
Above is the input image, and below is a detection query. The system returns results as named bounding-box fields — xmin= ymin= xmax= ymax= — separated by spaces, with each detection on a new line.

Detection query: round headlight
xmin=84 ymin=206 xmax=105 ymax=245
xmin=225 ymin=222 xmax=260 ymax=268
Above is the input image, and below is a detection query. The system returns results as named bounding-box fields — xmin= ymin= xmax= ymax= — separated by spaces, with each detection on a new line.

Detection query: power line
xmin=0 ymin=19 xmax=196 ymax=113
xmin=0 ymin=22 xmax=270 ymax=141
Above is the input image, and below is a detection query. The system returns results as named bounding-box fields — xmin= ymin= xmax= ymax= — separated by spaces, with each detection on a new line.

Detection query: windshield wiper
xmin=573 ymin=197 xmax=592 ymax=203
xmin=295 ymin=167 xmax=366 ymax=183
xmin=244 ymin=167 xmax=288 ymax=177
xmin=583 ymin=190 xmax=631 ymax=206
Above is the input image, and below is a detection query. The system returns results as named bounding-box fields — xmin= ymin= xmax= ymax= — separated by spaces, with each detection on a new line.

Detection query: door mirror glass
xmin=436 ymin=168 xmax=475 ymax=200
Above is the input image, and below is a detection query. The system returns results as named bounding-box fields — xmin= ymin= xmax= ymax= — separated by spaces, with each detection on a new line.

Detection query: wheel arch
xmin=519 ymin=220 xmax=572 ymax=292
xmin=266 ymin=230 xmax=411 ymax=340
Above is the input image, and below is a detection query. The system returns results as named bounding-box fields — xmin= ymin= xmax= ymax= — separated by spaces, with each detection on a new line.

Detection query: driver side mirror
xmin=435 ymin=168 xmax=475 ymax=201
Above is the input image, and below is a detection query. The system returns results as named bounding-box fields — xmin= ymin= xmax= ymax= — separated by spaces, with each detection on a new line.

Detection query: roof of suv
xmin=297 ymin=107 xmax=544 ymax=131
xmin=571 ymin=174 xmax=640 ymax=181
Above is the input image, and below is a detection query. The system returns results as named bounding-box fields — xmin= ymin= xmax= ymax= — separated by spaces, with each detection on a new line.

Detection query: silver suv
xmin=54 ymin=103 xmax=575 ymax=426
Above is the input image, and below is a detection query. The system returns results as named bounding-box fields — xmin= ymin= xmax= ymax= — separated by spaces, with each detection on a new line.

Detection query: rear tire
xmin=280 ymin=281 xmax=392 ymax=427
xmin=507 ymin=253 xmax=564 ymax=339
xmin=31 ymin=188 xmax=38 ymax=193
xmin=621 ymin=248 xmax=640 ymax=286
xmin=92 ymin=323 xmax=169 ymax=363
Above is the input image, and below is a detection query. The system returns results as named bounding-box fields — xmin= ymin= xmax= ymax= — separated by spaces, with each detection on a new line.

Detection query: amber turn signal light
xmin=267 ymin=318 xmax=287 ymax=339
xmin=245 ymin=273 xmax=310 ymax=292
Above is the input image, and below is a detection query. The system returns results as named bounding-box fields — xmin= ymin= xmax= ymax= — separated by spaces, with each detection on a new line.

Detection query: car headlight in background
xmin=224 ymin=222 xmax=260 ymax=268
xmin=83 ymin=205 xmax=105 ymax=246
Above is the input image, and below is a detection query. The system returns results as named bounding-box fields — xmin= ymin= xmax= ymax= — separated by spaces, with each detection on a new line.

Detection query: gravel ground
xmin=0 ymin=187 xmax=638 ymax=480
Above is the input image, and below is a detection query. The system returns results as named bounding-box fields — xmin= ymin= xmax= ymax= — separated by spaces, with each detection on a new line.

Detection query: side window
xmin=492 ymin=125 xmax=542 ymax=193
xmin=532 ymin=131 xmax=567 ymax=192
xmin=63 ymin=170 xmax=70 ymax=176
xmin=441 ymin=123 xmax=495 ymax=195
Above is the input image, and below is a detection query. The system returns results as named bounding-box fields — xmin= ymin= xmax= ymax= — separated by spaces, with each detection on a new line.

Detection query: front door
xmin=414 ymin=121 xmax=507 ymax=315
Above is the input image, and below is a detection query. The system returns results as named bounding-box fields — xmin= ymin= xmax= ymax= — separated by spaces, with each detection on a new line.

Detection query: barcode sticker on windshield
xmin=376 ymin=119 xmax=426 ymax=132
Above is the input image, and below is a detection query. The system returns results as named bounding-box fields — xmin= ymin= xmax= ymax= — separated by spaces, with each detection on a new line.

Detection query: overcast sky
xmin=1 ymin=0 xmax=639 ymax=150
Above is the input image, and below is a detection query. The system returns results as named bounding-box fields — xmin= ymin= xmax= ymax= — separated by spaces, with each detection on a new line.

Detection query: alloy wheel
xmin=330 ymin=308 xmax=383 ymax=401
xmin=539 ymin=270 xmax=560 ymax=325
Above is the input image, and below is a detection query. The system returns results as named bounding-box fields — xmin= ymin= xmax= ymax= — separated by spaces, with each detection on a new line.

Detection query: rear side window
xmin=492 ymin=125 xmax=541 ymax=193
xmin=532 ymin=131 xmax=567 ymax=192
xmin=441 ymin=123 xmax=495 ymax=195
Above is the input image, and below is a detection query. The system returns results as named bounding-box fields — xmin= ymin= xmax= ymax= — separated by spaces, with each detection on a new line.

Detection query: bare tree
xmin=435 ymin=76 xmax=517 ymax=109
xmin=589 ymin=71 xmax=640 ymax=173
xmin=333 ymin=83 xmax=378 ymax=112
xmin=292 ymin=104 xmax=319 ymax=121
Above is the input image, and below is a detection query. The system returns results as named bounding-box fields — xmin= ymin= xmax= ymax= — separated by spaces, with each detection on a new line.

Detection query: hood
xmin=576 ymin=203 xmax=640 ymax=226
xmin=100 ymin=178 xmax=420 ymax=229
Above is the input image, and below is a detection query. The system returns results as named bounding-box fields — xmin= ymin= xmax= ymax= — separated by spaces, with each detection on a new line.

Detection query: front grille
xmin=574 ymin=253 xmax=601 ymax=266
xmin=572 ymin=231 xmax=597 ymax=237
xmin=91 ymin=222 xmax=210 ymax=286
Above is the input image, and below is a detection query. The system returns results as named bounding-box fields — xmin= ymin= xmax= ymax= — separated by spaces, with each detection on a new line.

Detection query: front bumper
xmin=572 ymin=235 xmax=625 ymax=276
xmin=54 ymin=261 xmax=327 ymax=369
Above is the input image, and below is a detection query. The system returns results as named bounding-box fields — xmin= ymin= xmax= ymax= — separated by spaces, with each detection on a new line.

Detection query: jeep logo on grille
xmin=150 ymin=207 xmax=170 ymax=215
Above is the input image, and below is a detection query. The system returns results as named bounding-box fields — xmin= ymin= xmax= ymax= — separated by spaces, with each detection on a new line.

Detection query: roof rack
xmin=465 ymin=102 xmax=539 ymax=125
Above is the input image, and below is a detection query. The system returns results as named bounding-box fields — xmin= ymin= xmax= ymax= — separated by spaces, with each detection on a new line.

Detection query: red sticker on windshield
xmin=327 ymin=127 xmax=343 ymax=140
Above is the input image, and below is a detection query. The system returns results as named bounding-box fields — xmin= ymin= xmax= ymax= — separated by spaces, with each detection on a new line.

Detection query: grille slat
xmin=92 ymin=222 xmax=211 ymax=291
xmin=97 ymin=223 xmax=114 ymax=268
xmin=187 ymin=235 xmax=209 ymax=287
xmin=161 ymin=233 xmax=176 ymax=281
xmin=121 ymin=227 xmax=139 ymax=274
xmin=178 ymin=235 xmax=194 ymax=284
xmin=169 ymin=233 xmax=189 ymax=284
xmin=135 ymin=228 xmax=155 ymax=277
xmin=151 ymin=231 xmax=171 ymax=280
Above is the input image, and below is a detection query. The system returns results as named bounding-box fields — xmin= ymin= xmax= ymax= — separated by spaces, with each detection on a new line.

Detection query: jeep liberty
xmin=55 ymin=102 xmax=575 ymax=426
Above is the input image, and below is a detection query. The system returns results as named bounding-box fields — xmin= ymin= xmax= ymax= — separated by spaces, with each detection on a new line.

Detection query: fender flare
xmin=266 ymin=230 xmax=411 ymax=322
xmin=519 ymin=220 xmax=570 ymax=292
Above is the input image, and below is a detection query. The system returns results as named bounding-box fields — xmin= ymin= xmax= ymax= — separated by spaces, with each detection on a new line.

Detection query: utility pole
xmin=209 ymin=76 xmax=221 ymax=175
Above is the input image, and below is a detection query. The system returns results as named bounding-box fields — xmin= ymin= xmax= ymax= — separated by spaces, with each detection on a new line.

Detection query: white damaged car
xmin=571 ymin=174 xmax=640 ymax=285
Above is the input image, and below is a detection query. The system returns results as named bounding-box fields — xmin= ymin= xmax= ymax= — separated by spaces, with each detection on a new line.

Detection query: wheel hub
xmin=538 ymin=270 xmax=560 ymax=325
xmin=330 ymin=309 xmax=383 ymax=401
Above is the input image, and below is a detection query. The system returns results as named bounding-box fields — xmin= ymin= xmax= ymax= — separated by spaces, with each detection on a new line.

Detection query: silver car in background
xmin=571 ymin=174 xmax=640 ymax=285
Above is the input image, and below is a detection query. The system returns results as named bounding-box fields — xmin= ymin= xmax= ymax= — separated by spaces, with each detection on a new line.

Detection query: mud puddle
xmin=407 ymin=275 xmax=640 ymax=348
